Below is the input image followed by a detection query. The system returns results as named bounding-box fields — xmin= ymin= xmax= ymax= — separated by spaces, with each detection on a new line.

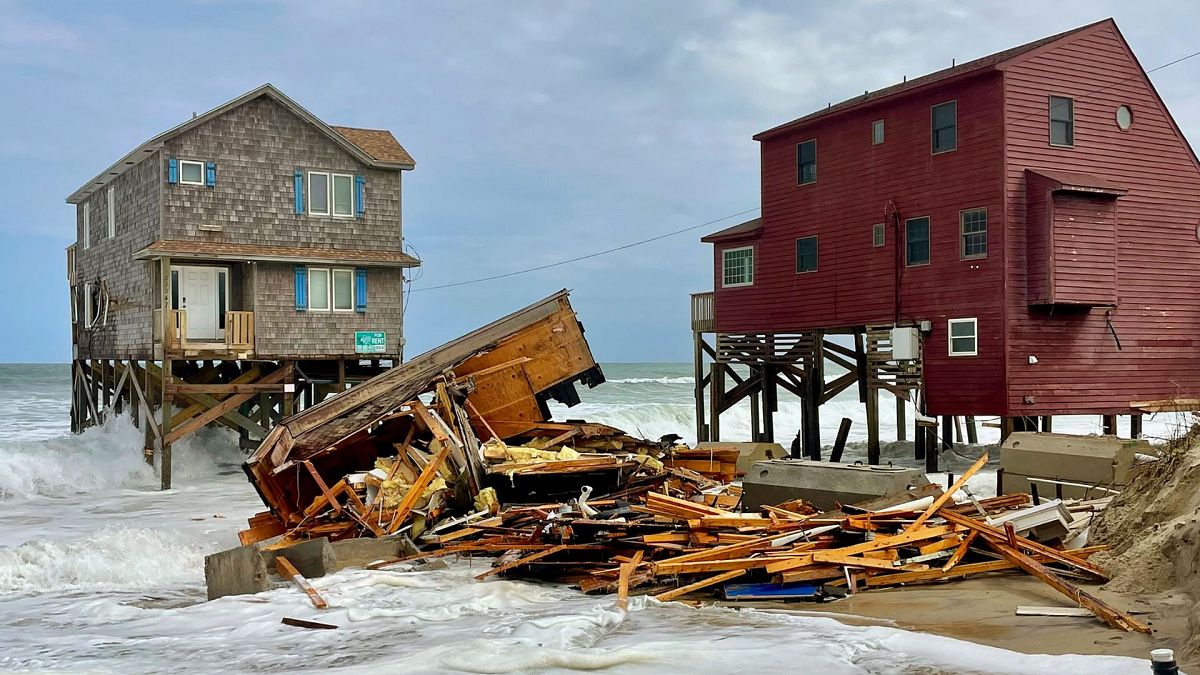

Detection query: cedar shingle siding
xmin=74 ymin=152 xmax=162 ymax=359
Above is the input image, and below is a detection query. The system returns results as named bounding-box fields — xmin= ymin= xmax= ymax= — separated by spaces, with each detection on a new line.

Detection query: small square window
xmin=932 ymin=101 xmax=957 ymax=153
xmin=796 ymin=140 xmax=816 ymax=185
xmin=872 ymin=120 xmax=885 ymax=145
xmin=1050 ymin=96 xmax=1074 ymax=146
xmin=795 ymin=236 xmax=818 ymax=273
xmin=905 ymin=217 xmax=930 ymax=266
xmin=722 ymin=247 xmax=754 ymax=287
xmin=949 ymin=318 xmax=978 ymax=356
xmin=872 ymin=223 xmax=885 ymax=248
xmin=960 ymin=208 xmax=987 ymax=258
xmin=179 ymin=160 xmax=205 ymax=185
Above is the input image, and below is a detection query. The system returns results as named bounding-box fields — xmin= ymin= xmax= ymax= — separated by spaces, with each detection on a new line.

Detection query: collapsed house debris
xmin=224 ymin=290 xmax=1152 ymax=636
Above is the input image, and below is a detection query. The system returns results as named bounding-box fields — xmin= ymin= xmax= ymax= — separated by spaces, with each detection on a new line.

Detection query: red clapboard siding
xmin=1049 ymin=194 xmax=1119 ymax=305
xmin=1002 ymin=21 xmax=1200 ymax=415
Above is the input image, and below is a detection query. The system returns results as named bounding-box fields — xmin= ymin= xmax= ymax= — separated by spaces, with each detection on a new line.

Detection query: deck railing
xmin=225 ymin=311 xmax=255 ymax=351
xmin=165 ymin=309 xmax=187 ymax=350
xmin=690 ymin=291 xmax=715 ymax=332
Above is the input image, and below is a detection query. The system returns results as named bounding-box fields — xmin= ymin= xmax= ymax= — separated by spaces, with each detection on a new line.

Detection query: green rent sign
xmin=354 ymin=331 xmax=387 ymax=354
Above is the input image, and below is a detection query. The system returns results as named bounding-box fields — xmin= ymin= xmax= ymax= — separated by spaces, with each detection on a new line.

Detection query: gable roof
xmin=66 ymin=83 xmax=415 ymax=204
xmin=753 ymin=19 xmax=1112 ymax=142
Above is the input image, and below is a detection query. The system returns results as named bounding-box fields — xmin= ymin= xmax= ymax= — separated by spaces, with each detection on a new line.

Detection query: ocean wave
xmin=606 ymin=376 xmax=695 ymax=385
xmin=0 ymin=414 xmax=244 ymax=501
xmin=0 ymin=526 xmax=205 ymax=594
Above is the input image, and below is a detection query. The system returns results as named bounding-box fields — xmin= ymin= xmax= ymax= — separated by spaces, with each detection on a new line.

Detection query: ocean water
xmin=0 ymin=363 xmax=1170 ymax=673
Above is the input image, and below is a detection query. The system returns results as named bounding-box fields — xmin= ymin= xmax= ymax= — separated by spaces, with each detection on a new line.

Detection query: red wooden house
xmin=693 ymin=18 xmax=1200 ymax=462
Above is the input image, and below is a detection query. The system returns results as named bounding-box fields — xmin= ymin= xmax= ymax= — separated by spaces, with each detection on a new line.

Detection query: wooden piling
xmin=1130 ymin=414 xmax=1143 ymax=439
xmin=1041 ymin=415 xmax=1053 ymax=432
xmin=831 ymin=418 xmax=852 ymax=463
xmin=865 ymin=385 xmax=880 ymax=465
xmin=1102 ymin=414 xmax=1117 ymax=436
xmin=965 ymin=416 xmax=978 ymax=444
xmin=895 ymin=395 xmax=907 ymax=442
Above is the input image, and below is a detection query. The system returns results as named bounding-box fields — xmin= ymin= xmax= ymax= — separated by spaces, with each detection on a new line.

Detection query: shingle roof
xmin=331 ymin=127 xmax=415 ymax=166
xmin=133 ymin=240 xmax=421 ymax=268
xmin=753 ymin=19 xmax=1111 ymax=141
xmin=701 ymin=217 xmax=762 ymax=243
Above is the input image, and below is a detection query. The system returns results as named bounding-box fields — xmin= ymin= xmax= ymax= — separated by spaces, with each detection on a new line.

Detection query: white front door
xmin=178 ymin=266 xmax=220 ymax=340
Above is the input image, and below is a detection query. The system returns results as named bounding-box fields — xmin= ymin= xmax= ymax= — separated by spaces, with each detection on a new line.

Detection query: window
xmin=931 ymin=101 xmax=957 ymax=153
xmin=106 ymin=187 xmax=116 ymax=238
xmin=796 ymin=140 xmax=816 ymax=185
xmin=722 ymin=247 xmax=754 ymax=287
xmin=309 ymin=267 xmax=330 ymax=310
xmin=960 ymin=208 xmax=987 ymax=258
xmin=82 ymin=203 xmax=91 ymax=249
xmin=179 ymin=160 xmax=205 ymax=185
xmin=218 ymin=270 xmax=227 ymax=329
xmin=872 ymin=223 xmax=885 ymax=247
xmin=305 ymin=267 xmax=355 ymax=310
xmin=948 ymin=318 xmax=978 ymax=356
xmin=795 ymin=236 xmax=818 ymax=273
xmin=1050 ymin=96 xmax=1074 ymax=146
xmin=872 ymin=119 xmax=885 ymax=145
xmin=1116 ymin=105 xmax=1133 ymax=131
xmin=170 ymin=270 xmax=180 ymax=309
xmin=332 ymin=174 xmax=354 ymax=217
xmin=905 ymin=216 xmax=930 ymax=266
xmin=83 ymin=282 xmax=93 ymax=327
xmin=308 ymin=171 xmax=330 ymax=215
xmin=332 ymin=268 xmax=354 ymax=310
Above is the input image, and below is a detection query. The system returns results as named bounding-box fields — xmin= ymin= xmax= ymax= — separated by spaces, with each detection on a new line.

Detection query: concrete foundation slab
xmin=260 ymin=537 xmax=336 ymax=580
xmin=999 ymin=432 xmax=1150 ymax=498
xmin=330 ymin=535 xmax=418 ymax=569
xmin=743 ymin=459 xmax=932 ymax=510
xmin=204 ymin=544 xmax=269 ymax=601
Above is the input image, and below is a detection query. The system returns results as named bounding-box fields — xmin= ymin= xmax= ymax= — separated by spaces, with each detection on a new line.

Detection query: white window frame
xmin=948 ymin=318 xmax=978 ymax=357
xmin=872 ymin=223 xmax=885 ymax=248
xmin=308 ymin=267 xmax=331 ymax=310
xmin=872 ymin=119 xmax=885 ymax=145
xmin=308 ymin=171 xmax=330 ymax=216
xmin=721 ymin=246 xmax=754 ymax=288
xmin=106 ymin=186 xmax=116 ymax=238
xmin=82 ymin=203 xmax=91 ymax=249
xmin=70 ymin=285 xmax=78 ymax=324
xmin=332 ymin=268 xmax=355 ymax=311
xmin=331 ymin=173 xmax=355 ymax=218
xmin=179 ymin=159 xmax=205 ymax=186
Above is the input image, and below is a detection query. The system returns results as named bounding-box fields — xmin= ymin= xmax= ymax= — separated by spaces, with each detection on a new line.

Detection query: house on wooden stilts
xmin=66 ymin=84 xmax=420 ymax=489
xmin=693 ymin=19 xmax=1200 ymax=468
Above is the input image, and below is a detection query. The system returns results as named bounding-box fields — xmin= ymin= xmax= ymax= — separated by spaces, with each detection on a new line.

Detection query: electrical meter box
xmin=891 ymin=326 xmax=920 ymax=360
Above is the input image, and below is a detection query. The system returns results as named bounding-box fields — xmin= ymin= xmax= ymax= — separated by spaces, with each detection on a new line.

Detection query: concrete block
xmin=329 ymin=535 xmax=419 ymax=570
xmin=999 ymin=432 xmax=1150 ymax=497
xmin=260 ymin=537 xmax=336 ymax=579
xmin=743 ymin=459 xmax=931 ymax=510
xmin=204 ymin=544 xmax=269 ymax=601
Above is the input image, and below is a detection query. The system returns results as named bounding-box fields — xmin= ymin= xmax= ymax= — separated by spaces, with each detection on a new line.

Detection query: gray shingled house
xmin=65 ymin=84 xmax=420 ymax=488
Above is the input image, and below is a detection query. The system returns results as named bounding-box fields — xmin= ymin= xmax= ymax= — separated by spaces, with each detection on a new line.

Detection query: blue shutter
xmin=293 ymin=169 xmax=304 ymax=215
xmin=294 ymin=265 xmax=308 ymax=311
xmin=354 ymin=268 xmax=367 ymax=313
xmin=354 ymin=175 xmax=365 ymax=218
xmin=167 ymin=158 xmax=178 ymax=184
xmin=205 ymin=161 xmax=216 ymax=187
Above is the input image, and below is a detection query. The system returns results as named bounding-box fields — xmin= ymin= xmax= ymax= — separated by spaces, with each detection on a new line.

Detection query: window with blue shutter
xmin=293 ymin=169 xmax=304 ymax=214
xmin=294 ymin=265 xmax=308 ymax=310
xmin=167 ymin=157 xmax=178 ymax=184
xmin=205 ymin=161 xmax=216 ymax=187
xmin=354 ymin=268 xmax=367 ymax=313
xmin=354 ymin=175 xmax=365 ymax=218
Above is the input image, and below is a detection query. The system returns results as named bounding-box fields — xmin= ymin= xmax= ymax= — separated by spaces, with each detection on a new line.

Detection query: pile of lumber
xmin=380 ymin=453 xmax=1148 ymax=633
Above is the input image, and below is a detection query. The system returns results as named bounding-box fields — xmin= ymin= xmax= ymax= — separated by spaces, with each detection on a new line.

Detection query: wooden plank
xmin=987 ymin=539 xmax=1148 ymax=633
xmin=238 ymin=519 xmax=287 ymax=546
xmin=164 ymin=365 xmax=290 ymax=445
xmin=939 ymin=509 xmax=1109 ymax=581
xmin=765 ymin=525 xmax=954 ymax=574
xmin=941 ymin=530 xmax=978 ymax=572
xmin=276 ymin=557 xmax=328 ymax=609
xmin=387 ymin=426 xmax=455 ymax=534
xmin=653 ymin=570 xmax=746 ymax=602
xmin=810 ymin=552 xmax=928 ymax=572
xmin=301 ymin=460 xmax=343 ymax=516
xmin=906 ymin=452 xmax=989 ymax=532
xmin=282 ymin=617 xmax=337 ymax=630
xmin=165 ymin=383 xmax=287 ymax=394
xmin=617 ymin=550 xmax=644 ymax=610
xmin=475 ymin=545 xmax=568 ymax=580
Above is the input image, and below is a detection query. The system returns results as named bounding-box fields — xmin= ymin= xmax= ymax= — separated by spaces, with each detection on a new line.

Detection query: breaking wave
xmin=605 ymin=376 xmax=695 ymax=385
xmin=0 ymin=414 xmax=244 ymax=501
xmin=0 ymin=526 xmax=206 ymax=594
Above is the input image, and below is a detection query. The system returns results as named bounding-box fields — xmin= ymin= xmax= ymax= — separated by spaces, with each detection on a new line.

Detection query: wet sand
xmin=717 ymin=574 xmax=1194 ymax=670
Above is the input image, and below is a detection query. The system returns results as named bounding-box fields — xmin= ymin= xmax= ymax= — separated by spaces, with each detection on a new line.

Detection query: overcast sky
xmin=2 ymin=0 xmax=1199 ymax=363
